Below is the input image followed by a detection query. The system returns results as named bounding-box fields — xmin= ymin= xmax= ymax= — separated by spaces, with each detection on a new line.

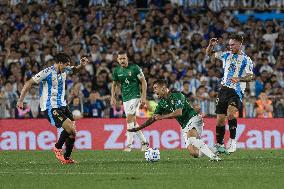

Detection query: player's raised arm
xmin=206 ymin=38 xmax=218 ymax=57
xmin=71 ymin=57 xmax=89 ymax=74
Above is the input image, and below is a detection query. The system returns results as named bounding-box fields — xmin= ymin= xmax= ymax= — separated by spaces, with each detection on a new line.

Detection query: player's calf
xmin=61 ymin=119 xmax=77 ymax=161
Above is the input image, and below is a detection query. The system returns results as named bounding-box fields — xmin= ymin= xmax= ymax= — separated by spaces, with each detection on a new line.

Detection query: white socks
xmin=126 ymin=122 xmax=135 ymax=147
xmin=126 ymin=122 xmax=147 ymax=147
xmin=189 ymin=137 xmax=216 ymax=159
xmin=135 ymin=122 xmax=147 ymax=144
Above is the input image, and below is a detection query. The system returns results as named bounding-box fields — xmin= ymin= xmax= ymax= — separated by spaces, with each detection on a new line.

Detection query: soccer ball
xmin=145 ymin=148 xmax=160 ymax=162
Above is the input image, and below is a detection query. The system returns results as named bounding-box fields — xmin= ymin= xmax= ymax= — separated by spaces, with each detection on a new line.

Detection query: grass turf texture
xmin=1 ymin=150 xmax=284 ymax=189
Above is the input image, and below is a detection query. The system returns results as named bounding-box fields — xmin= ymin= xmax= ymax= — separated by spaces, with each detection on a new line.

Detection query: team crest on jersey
xmin=228 ymin=64 xmax=236 ymax=72
xmin=231 ymin=57 xmax=241 ymax=64
xmin=128 ymin=71 xmax=132 ymax=76
xmin=171 ymin=100 xmax=174 ymax=104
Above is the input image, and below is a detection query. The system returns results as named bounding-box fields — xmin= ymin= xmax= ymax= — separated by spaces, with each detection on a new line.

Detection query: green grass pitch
xmin=1 ymin=150 xmax=284 ymax=189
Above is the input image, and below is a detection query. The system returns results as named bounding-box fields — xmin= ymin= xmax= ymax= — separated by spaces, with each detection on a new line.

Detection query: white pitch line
xmin=0 ymin=171 xmax=169 ymax=176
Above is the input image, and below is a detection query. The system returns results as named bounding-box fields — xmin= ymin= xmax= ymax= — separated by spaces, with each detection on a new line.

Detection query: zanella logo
xmin=0 ymin=129 xmax=92 ymax=150
xmin=236 ymin=124 xmax=283 ymax=149
xmin=1 ymin=119 xmax=284 ymax=150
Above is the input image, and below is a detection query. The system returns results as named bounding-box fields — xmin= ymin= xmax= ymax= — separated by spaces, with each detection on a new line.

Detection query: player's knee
xmin=126 ymin=115 xmax=135 ymax=123
xmin=227 ymin=111 xmax=236 ymax=120
xmin=187 ymin=145 xmax=199 ymax=158
xmin=217 ymin=118 xmax=226 ymax=126
xmin=127 ymin=122 xmax=135 ymax=129
xmin=187 ymin=128 xmax=198 ymax=138
xmin=227 ymin=114 xmax=235 ymax=120
xmin=191 ymin=152 xmax=199 ymax=158
xmin=68 ymin=127 xmax=76 ymax=137
xmin=217 ymin=115 xmax=226 ymax=125
xmin=227 ymin=106 xmax=237 ymax=119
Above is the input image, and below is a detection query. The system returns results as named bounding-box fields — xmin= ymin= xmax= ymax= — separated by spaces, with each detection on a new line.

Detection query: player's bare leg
xmin=227 ymin=105 xmax=238 ymax=153
xmin=187 ymin=128 xmax=220 ymax=161
xmin=215 ymin=114 xmax=230 ymax=155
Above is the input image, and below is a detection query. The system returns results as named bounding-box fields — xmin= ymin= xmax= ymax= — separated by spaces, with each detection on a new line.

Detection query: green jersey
xmin=154 ymin=92 xmax=198 ymax=129
xmin=112 ymin=64 xmax=144 ymax=102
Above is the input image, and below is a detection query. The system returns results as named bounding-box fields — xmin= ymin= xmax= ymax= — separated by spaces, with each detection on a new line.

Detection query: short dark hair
xmin=153 ymin=79 xmax=168 ymax=87
xmin=54 ymin=53 xmax=71 ymax=64
xmin=230 ymin=33 xmax=244 ymax=44
xmin=117 ymin=50 xmax=127 ymax=55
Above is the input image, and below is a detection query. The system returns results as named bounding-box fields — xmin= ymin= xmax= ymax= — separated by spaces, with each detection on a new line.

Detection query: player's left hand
xmin=80 ymin=57 xmax=89 ymax=66
xmin=154 ymin=114 xmax=163 ymax=120
xmin=231 ymin=77 xmax=240 ymax=84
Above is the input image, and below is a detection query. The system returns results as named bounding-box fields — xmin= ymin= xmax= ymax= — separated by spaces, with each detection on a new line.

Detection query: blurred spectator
xmin=274 ymin=98 xmax=284 ymax=118
xmin=256 ymin=92 xmax=273 ymax=118
xmin=70 ymin=96 xmax=84 ymax=120
xmin=109 ymin=99 xmax=124 ymax=118
xmin=24 ymin=86 xmax=40 ymax=118
xmin=195 ymin=85 xmax=210 ymax=115
xmin=243 ymin=91 xmax=257 ymax=118
xmin=3 ymin=81 xmax=18 ymax=118
xmin=15 ymin=102 xmax=32 ymax=118
xmin=0 ymin=90 xmax=10 ymax=118
xmin=85 ymin=91 xmax=105 ymax=118
xmin=146 ymin=99 xmax=158 ymax=117
xmin=0 ymin=1 xmax=283 ymax=119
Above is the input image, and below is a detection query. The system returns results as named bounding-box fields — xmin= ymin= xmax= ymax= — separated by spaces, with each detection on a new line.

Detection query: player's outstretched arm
xmin=206 ymin=38 xmax=218 ymax=57
xmin=17 ymin=79 xmax=36 ymax=109
xmin=155 ymin=108 xmax=182 ymax=120
xmin=72 ymin=57 xmax=89 ymax=74
xmin=127 ymin=116 xmax=156 ymax=132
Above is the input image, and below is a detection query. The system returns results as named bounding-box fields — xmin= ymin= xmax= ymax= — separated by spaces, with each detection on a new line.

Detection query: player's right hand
xmin=110 ymin=97 xmax=116 ymax=106
xmin=209 ymin=38 xmax=218 ymax=46
xmin=17 ymin=101 xmax=23 ymax=109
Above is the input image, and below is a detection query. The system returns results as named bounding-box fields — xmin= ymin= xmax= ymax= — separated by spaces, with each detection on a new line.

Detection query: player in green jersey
xmin=111 ymin=50 xmax=149 ymax=152
xmin=128 ymin=79 xmax=221 ymax=161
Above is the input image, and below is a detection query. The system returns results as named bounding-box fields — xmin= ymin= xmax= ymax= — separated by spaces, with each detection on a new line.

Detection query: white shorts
xmin=123 ymin=98 xmax=140 ymax=115
xmin=182 ymin=115 xmax=204 ymax=147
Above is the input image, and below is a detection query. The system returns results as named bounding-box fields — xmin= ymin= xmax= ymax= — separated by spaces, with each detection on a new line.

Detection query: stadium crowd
xmin=0 ymin=0 xmax=284 ymax=119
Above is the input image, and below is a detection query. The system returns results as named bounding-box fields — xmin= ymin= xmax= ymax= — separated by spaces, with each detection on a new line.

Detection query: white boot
xmin=227 ymin=138 xmax=237 ymax=153
xmin=124 ymin=144 xmax=132 ymax=152
xmin=141 ymin=142 xmax=149 ymax=151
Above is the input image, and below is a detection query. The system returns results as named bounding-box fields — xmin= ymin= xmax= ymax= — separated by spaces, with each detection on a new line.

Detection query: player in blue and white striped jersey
xmin=17 ymin=53 xmax=89 ymax=164
xmin=206 ymin=34 xmax=254 ymax=154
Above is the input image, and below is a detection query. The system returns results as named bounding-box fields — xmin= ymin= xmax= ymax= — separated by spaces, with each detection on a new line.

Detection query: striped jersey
xmin=215 ymin=51 xmax=253 ymax=100
xmin=32 ymin=66 xmax=73 ymax=111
